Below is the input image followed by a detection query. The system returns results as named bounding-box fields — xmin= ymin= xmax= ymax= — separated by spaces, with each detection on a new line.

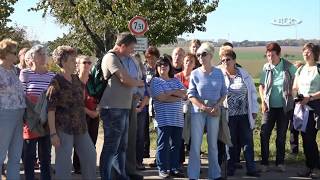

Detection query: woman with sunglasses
xmin=150 ymin=56 xmax=186 ymax=178
xmin=187 ymin=42 xmax=227 ymax=180
xmin=72 ymin=55 xmax=99 ymax=174
xmin=219 ymin=49 xmax=260 ymax=177
xmin=0 ymin=39 xmax=26 ymax=180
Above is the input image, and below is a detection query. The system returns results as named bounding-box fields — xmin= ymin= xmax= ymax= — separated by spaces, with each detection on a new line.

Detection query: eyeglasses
xmin=82 ymin=61 xmax=92 ymax=65
xmin=221 ymin=58 xmax=232 ymax=63
xmin=196 ymin=52 xmax=208 ymax=58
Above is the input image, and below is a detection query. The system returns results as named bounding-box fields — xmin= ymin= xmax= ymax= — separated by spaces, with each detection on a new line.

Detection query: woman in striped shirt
xmin=19 ymin=45 xmax=55 ymax=180
xmin=150 ymin=56 xmax=187 ymax=178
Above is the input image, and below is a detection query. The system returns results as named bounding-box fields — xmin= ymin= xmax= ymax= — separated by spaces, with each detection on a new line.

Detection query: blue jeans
xmin=227 ymin=115 xmax=256 ymax=173
xmin=0 ymin=109 xmax=24 ymax=180
xmin=156 ymin=126 xmax=183 ymax=171
xmin=188 ymin=112 xmax=221 ymax=179
xmin=99 ymin=108 xmax=129 ymax=180
xmin=23 ymin=135 xmax=51 ymax=180
xmin=136 ymin=110 xmax=148 ymax=165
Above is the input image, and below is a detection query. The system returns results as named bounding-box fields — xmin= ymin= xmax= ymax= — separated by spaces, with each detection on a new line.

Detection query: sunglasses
xmin=221 ymin=58 xmax=232 ymax=63
xmin=82 ymin=61 xmax=92 ymax=65
xmin=196 ymin=52 xmax=208 ymax=58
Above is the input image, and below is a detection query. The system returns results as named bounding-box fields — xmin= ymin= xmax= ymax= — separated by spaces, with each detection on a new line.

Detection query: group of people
xmin=0 ymin=32 xmax=319 ymax=180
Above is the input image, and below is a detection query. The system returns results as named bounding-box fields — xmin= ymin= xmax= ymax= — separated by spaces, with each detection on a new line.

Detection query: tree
xmin=0 ymin=0 xmax=32 ymax=49
xmin=31 ymin=0 xmax=219 ymax=58
xmin=0 ymin=0 xmax=17 ymax=33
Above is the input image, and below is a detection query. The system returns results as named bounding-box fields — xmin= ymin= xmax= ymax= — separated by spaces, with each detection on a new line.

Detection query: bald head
xmin=171 ymin=47 xmax=185 ymax=69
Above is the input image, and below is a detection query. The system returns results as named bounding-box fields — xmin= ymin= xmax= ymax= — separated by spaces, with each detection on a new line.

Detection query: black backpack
xmin=86 ymin=52 xmax=120 ymax=103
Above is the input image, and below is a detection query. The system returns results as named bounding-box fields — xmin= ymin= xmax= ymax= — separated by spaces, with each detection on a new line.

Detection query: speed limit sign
xmin=128 ymin=16 xmax=149 ymax=36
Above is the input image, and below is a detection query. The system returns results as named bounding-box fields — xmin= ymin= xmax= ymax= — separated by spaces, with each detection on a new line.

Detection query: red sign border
xmin=128 ymin=16 xmax=149 ymax=36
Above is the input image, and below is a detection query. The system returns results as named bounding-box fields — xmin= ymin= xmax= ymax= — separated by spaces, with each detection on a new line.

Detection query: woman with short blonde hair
xmin=188 ymin=42 xmax=227 ymax=180
xmin=0 ymin=39 xmax=26 ymax=180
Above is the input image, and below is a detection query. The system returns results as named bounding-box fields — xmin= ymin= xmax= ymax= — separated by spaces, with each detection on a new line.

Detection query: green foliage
xmin=0 ymin=1 xmax=32 ymax=49
xmin=31 ymin=0 xmax=219 ymax=57
xmin=0 ymin=0 xmax=17 ymax=34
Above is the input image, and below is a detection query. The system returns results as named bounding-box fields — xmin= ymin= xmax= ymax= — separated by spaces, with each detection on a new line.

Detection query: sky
xmin=9 ymin=0 xmax=320 ymax=42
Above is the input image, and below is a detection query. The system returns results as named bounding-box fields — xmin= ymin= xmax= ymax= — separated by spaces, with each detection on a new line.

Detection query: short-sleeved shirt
xmin=46 ymin=74 xmax=87 ymax=135
xmin=259 ymin=58 xmax=296 ymax=108
xmin=296 ymin=65 xmax=320 ymax=96
xmin=227 ymin=71 xmax=248 ymax=116
xmin=99 ymin=51 xmax=133 ymax=109
xmin=150 ymin=77 xmax=184 ymax=128
xmin=0 ymin=65 xmax=26 ymax=110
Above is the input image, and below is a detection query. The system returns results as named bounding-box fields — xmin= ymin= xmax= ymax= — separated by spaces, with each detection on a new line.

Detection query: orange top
xmin=175 ymin=71 xmax=189 ymax=88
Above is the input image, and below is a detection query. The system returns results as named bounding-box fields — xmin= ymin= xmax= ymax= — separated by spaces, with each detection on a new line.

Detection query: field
xmin=159 ymin=46 xmax=304 ymax=78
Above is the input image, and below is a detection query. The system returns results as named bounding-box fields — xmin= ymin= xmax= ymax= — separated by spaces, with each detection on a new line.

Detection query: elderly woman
xmin=175 ymin=53 xmax=196 ymax=165
xmin=187 ymin=42 xmax=227 ymax=180
xmin=219 ymin=49 xmax=260 ymax=177
xmin=0 ymin=39 xmax=26 ymax=180
xmin=19 ymin=45 xmax=55 ymax=180
xmin=150 ymin=56 xmax=186 ymax=178
xmin=293 ymin=43 xmax=320 ymax=177
xmin=72 ymin=55 xmax=99 ymax=174
xmin=47 ymin=46 xmax=96 ymax=179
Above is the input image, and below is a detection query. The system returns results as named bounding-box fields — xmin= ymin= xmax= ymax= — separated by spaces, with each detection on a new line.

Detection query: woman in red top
xmin=73 ymin=55 xmax=99 ymax=174
xmin=175 ymin=53 xmax=196 ymax=166
xmin=175 ymin=53 xmax=197 ymax=88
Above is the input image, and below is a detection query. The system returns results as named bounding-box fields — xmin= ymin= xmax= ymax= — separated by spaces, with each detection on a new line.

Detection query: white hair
xmin=28 ymin=44 xmax=46 ymax=62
